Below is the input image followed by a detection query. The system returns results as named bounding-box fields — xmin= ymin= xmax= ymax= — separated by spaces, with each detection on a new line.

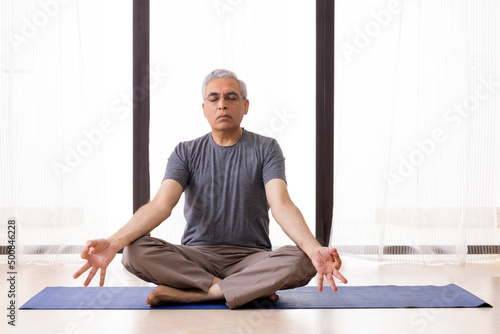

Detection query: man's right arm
xmin=107 ymin=179 xmax=184 ymax=250
xmin=73 ymin=179 xmax=184 ymax=286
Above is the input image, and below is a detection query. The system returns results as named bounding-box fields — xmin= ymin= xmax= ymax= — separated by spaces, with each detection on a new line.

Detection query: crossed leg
xmin=122 ymin=236 xmax=232 ymax=306
xmin=145 ymin=277 xmax=280 ymax=307
xmin=122 ymin=237 xmax=313 ymax=309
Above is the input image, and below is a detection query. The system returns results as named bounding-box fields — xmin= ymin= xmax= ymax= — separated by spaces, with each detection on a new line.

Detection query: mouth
xmin=217 ymin=115 xmax=232 ymax=120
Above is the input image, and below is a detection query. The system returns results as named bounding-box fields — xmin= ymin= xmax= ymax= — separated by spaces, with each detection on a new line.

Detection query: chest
xmin=188 ymin=146 xmax=264 ymax=189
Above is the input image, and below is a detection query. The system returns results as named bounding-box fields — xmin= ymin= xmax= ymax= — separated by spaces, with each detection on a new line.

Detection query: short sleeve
xmin=163 ymin=144 xmax=190 ymax=189
xmin=262 ymin=139 xmax=287 ymax=185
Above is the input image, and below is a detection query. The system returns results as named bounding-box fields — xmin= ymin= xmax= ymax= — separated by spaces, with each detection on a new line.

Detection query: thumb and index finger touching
xmin=79 ymin=239 xmax=99 ymax=259
xmin=317 ymin=247 xmax=348 ymax=292
xmin=329 ymin=247 xmax=348 ymax=285
xmin=73 ymin=239 xmax=109 ymax=284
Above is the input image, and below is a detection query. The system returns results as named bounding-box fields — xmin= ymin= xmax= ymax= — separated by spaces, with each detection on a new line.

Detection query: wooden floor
xmin=2 ymin=256 xmax=499 ymax=334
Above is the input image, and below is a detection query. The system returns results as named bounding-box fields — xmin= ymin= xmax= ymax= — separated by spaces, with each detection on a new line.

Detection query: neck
xmin=211 ymin=127 xmax=244 ymax=146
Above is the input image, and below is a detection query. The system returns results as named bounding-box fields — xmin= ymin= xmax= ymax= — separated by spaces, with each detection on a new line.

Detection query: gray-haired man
xmin=73 ymin=69 xmax=347 ymax=309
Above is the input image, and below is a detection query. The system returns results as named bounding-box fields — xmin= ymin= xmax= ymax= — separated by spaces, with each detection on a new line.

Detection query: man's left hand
xmin=310 ymin=247 xmax=348 ymax=292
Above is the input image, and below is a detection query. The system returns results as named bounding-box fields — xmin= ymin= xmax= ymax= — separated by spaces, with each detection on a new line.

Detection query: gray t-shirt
xmin=163 ymin=129 xmax=286 ymax=250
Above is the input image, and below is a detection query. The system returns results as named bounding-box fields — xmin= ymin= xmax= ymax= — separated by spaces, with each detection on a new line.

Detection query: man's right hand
xmin=73 ymin=238 xmax=120 ymax=287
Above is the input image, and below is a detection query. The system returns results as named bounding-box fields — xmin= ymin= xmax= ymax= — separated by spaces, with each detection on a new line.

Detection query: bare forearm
xmin=272 ymin=203 xmax=322 ymax=258
xmin=107 ymin=202 xmax=170 ymax=250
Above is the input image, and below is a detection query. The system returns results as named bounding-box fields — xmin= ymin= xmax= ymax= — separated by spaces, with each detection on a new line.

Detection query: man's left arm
xmin=265 ymin=178 xmax=348 ymax=292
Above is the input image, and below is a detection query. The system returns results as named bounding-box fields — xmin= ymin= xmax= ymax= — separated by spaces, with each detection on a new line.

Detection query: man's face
xmin=202 ymin=78 xmax=249 ymax=132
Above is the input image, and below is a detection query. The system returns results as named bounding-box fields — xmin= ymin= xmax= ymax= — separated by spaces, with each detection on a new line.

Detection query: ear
xmin=202 ymin=102 xmax=207 ymax=118
xmin=243 ymin=99 xmax=249 ymax=115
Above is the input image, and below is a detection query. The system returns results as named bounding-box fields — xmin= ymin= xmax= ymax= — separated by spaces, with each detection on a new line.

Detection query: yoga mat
xmin=20 ymin=284 xmax=491 ymax=310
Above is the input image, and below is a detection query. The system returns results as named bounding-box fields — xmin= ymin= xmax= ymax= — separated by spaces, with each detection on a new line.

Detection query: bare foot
xmin=270 ymin=293 xmax=279 ymax=304
xmin=146 ymin=285 xmax=189 ymax=307
xmin=146 ymin=281 xmax=225 ymax=307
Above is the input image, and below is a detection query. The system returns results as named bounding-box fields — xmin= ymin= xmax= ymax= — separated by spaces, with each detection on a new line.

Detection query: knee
xmin=121 ymin=236 xmax=176 ymax=269
xmin=294 ymin=250 xmax=317 ymax=279
xmin=121 ymin=236 xmax=152 ymax=269
xmin=278 ymin=246 xmax=316 ymax=279
xmin=273 ymin=246 xmax=316 ymax=288
xmin=121 ymin=242 xmax=135 ymax=269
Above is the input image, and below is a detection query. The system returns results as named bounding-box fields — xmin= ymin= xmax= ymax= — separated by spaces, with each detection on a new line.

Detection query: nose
xmin=217 ymin=97 xmax=228 ymax=110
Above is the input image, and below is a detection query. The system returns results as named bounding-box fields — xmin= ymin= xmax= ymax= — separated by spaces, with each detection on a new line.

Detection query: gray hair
xmin=202 ymin=69 xmax=247 ymax=100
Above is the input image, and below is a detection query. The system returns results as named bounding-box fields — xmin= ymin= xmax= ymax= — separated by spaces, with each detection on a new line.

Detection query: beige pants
xmin=121 ymin=236 xmax=317 ymax=309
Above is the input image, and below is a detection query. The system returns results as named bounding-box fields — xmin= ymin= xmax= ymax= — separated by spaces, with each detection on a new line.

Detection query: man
xmin=73 ymin=69 xmax=347 ymax=309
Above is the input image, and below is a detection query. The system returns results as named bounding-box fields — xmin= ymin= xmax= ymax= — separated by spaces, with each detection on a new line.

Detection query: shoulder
xmin=174 ymin=133 xmax=211 ymax=154
xmin=242 ymin=130 xmax=285 ymax=166
xmin=243 ymin=130 xmax=280 ymax=150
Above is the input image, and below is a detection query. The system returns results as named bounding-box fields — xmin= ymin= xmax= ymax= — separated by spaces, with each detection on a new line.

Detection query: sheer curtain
xmin=332 ymin=0 xmax=500 ymax=264
xmin=149 ymin=0 xmax=316 ymax=247
xmin=1 ymin=1 xmax=132 ymax=264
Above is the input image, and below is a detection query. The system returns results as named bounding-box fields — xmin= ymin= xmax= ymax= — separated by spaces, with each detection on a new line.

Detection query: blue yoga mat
xmin=20 ymin=284 xmax=491 ymax=310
